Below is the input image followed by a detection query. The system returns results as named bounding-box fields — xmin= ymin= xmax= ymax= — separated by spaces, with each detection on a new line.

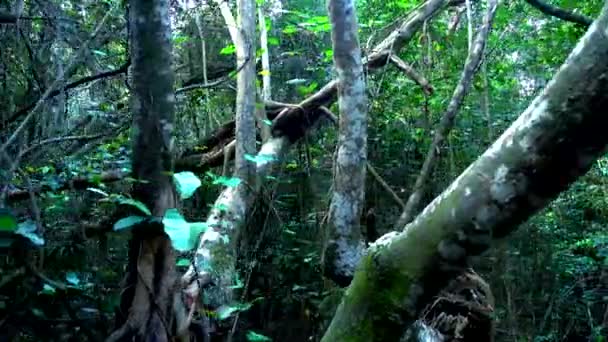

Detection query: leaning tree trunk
xmin=106 ymin=1 xmax=187 ymax=341
xmin=321 ymin=2 xmax=608 ymax=340
xmin=322 ymin=0 xmax=368 ymax=286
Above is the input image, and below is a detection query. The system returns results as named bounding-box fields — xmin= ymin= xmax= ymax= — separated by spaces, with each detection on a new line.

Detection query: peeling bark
xmin=321 ymin=5 xmax=608 ymax=340
xmin=323 ymin=0 xmax=368 ymax=286
xmin=397 ymin=0 xmax=498 ymax=228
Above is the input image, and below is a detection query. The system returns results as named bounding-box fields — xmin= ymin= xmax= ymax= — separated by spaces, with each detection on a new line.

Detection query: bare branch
xmin=524 ymin=0 xmax=593 ymax=28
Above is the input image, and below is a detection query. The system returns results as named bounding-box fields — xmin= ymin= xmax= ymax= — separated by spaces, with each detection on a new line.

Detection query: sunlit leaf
xmin=66 ymin=272 xmax=80 ymax=286
xmin=220 ymin=44 xmax=236 ymax=55
xmin=212 ymin=176 xmax=241 ymax=188
xmin=173 ymin=171 xmax=202 ymax=199
xmin=163 ymin=209 xmax=193 ymax=252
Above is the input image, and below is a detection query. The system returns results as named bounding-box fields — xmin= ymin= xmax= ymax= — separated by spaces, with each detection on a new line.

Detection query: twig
xmin=366 ymin=162 xmax=406 ymax=210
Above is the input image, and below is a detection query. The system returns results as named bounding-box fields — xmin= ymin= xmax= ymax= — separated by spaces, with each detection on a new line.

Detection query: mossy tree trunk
xmin=321 ymin=3 xmax=608 ymax=340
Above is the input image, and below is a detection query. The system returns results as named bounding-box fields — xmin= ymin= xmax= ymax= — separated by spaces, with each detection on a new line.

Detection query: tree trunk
xmin=321 ymin=3 xmax=608 ymax=340
xmin=322 ymin=0 xmax=368 ymax=286
xmin=106 ymin=1 xmax=186 ymax=341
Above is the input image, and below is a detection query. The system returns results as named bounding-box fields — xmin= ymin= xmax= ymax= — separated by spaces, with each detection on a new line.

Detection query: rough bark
xmin=524 ymin=0 xmax=593 ymax=28
xmin=321 ymin=5 xmax=608 ymax=340
xmin=106 ymin=1 xmax=185 ymax=341
xmin=323 ymin=0 xmax=368 ymax=286
xmin=397 ymin=0 xmax=498 ymax=228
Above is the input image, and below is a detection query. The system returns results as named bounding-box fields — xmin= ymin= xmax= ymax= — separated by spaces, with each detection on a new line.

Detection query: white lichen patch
xmin=490 ymin=164 xmax=519 ymax=203
xmin=369 ymin=231 xmax=399 ymax=252
xmin=465 ymin=187 xmax=472 ymax=197
xmin=483 ymin=98 xmax=550 ymax=161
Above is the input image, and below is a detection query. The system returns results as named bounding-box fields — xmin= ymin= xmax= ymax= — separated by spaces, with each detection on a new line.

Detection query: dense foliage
xmin=0 ymin=0 xmax=606 ymax=341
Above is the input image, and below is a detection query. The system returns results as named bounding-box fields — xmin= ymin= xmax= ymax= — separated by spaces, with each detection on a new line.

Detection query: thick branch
xmin=524 ymin=0 xmax=593 ymax=28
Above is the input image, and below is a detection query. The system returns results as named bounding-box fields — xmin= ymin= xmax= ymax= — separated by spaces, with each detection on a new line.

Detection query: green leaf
xmin=220 ymin=44 xmax=236 ymax=55
xmin=216 ymin=302 xmax=253 ymax=320
xmin=116 ymin=196 xmax=152 ymax=216
xmin=246 ymin=331 xmax=272 ymax=341
xmin=16 ymin=220 xmax=44 ymax=246
xmin=282 ymin=25 xmax=298 ymax=34
xmin=163 ymin=209 xmax=194 ymax=252
xmin=113 ymin=216 xmax=146 ymax=231
xmin=244 ymin=153 xmax=277 ymax=164
xmin=40 ymin=284 xmax=56 ymax=295
xmin=267 ymin=37 xmax=279 ymax=46
xmin=0 ymin=209 xmax=18 ymax=232
xmin=66 ymin=272 xmax=80 ymax=286
xmin=176 ymin=258 xmax=191 ymax=267
xmin=190 ymin=222 xmax=208 ymax=239
xmin=212 ymin=176 xmax=241 ymax=188
xmin=173 ymin=171 xmax=202 ymax=199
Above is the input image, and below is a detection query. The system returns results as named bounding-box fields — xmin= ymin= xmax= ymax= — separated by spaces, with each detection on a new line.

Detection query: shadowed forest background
xmin=0 ymin=0 xmax=607 ymax=341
